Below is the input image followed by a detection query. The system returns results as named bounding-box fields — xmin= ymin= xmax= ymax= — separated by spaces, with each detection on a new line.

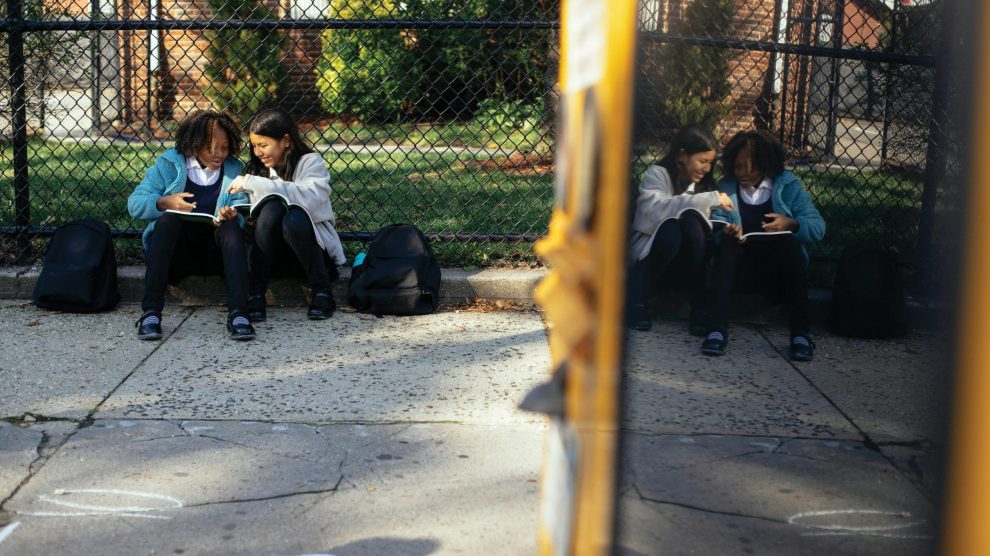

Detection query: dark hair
xmin=174 ymin=110 xmax=241 ymax=161
xmin=245 ymin=108 xmax=314 ymax=180
xmin=721 ymin=130 xmax=786 ymax=181
xmin=658 ymin=124 xmax=719 ymax=194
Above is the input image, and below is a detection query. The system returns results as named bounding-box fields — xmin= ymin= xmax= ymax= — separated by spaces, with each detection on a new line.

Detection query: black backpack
xmin=828 ymin=247 xmax=908 ymax=338
xmin=348 ymin=224 xmax=441 ymax=315
xmin=32 ymin=218 xmax=120 ymax=312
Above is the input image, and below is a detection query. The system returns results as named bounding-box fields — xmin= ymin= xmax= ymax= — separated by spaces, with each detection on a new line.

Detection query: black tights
xmin=142 ymin=212 xmax=248 ymax=314
xmin=707 ymin=234 xmax=810 ymax=337
xmin=249 ymin=200 xmax=332 ymax=294
xmin=628 ymin=215 xmax=709 ymax=309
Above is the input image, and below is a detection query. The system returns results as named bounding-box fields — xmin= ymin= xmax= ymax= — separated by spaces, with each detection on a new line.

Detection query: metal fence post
xmin=823 ymin=0 xmax=845 ymax=163
xmin=7 ymin=0 xmax=30 ymax=263
xmin=916 ymin=0 xmax=955 ymax=297
xmin=90 ymin=0 xmax=102 ymax=131
xmin=880 ymin=2 xmax=899 ymax=164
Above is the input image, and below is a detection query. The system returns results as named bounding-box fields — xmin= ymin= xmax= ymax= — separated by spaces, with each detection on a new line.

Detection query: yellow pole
xmin=941 ymin=2 xmax=990 ymax=554
xmin=533 ymin=0 xmax=637 ymax=554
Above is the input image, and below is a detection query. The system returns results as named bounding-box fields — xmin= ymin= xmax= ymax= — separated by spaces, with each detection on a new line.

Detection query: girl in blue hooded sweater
xmin=127 ymin=111 xmax=256 ymax=341
xmin=701 ymin=130 xmax=825 ymax=361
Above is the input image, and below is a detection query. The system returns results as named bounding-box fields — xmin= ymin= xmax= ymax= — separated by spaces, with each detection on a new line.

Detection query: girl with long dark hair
xmin=627 ymin=124 xmax=734 ymax=332
xmin=228 ymin=108 xmax=346 ymax=321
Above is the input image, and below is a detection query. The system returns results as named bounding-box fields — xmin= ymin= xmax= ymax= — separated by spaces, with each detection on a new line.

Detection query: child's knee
xmin=281 ymin=209 xmax=311 ymax=238
xmin=216 ymin=220 xmax=244 ymax=245
xmin=156 ymin=211 xmax=182 ymax=230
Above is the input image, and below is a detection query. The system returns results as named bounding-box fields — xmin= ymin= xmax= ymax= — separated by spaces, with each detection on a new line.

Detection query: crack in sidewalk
xmin=180 ymin=474 xmax=345 ymax=510
xmin=630 ymin=484 xmax=787 ymax=526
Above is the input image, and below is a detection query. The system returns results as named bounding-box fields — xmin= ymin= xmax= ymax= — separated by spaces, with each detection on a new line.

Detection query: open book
xmin=232 ymin=192 xmax=312 ymax=220
xmin=709 ymin=218 xmax=792 ymax=240
xmin=660 ymin=208 xmax=791 ymax=240
xmin=658 ymin=207 xmax=724 ymax=232
xmin=164 ymin=209 xmax=222 ymax=224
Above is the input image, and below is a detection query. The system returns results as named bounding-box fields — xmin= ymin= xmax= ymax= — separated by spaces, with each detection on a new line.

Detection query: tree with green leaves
xmin=203 ymin=0 xmax=287 ymax=122
xmin=658 ymin=0 xmax=734 ymax=136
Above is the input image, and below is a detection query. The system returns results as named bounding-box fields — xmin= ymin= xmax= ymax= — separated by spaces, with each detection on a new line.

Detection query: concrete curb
xmin=0 ymin=265 xmax=547 ymax=307
xmin=0 ymin=265 xmax=946 ymax=327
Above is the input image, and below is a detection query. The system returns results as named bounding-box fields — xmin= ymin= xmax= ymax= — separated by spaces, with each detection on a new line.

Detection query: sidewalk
xmin=0 ymin=301 xmax=549 ymax=555
xmin=0 ymin=274 xmax=950 ymax=555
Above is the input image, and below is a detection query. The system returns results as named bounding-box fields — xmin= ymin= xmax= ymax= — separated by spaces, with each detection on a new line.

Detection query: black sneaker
xmin=307 ymin=291 xmax=335 ymax=320
xmin=247 ymin=294 xmax=267 ymax=323
xmin=625 ymin=303 xmax=652 ymax=331
xmin=789 ymin=335 xmax=815 ymax=362
xmin=227 ymin=312 xmax=256 ymax=341
xmin=701 ymin=330 xmax=728 ymax=356
xmin=136 ymin=311 xmax=163 ymax=341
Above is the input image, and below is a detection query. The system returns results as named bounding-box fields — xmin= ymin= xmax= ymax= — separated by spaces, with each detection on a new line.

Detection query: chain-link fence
xmin=634 ymin=0 xmax=958 ymax=292
xmin=0 ymin=0 xmax=558 ymax=268
xmin=0 ymin=0 xmax=958 ymax=292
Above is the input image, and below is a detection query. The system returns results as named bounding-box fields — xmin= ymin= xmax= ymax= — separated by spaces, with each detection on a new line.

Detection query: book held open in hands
xmin=164 ymin=209 xmax=222 ymax=224
xmin=232 ymin=192 xmax=313 ymax=220
xmin=709 ymin=218 xmax=792 ymax=240
xmin=657 ymin=208 xmax=793 ymax=240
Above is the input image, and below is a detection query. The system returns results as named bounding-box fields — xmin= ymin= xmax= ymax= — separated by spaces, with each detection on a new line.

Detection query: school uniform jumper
xmin=127 ymin=148 xmax=250 ymax=314
xmin=236 ymin=153 xmax=346 ymax=294
xmin=707 ymin=170 xmax=826 ymax=336
xmin=628 ymin=165 xmax=723 ymax=309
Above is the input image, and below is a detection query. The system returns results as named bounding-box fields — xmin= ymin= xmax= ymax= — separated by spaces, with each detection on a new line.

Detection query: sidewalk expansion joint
xmin=618 ymin=429 xmax=863 ymax=443
xmin=755 ymin=325 xmax=880 ymax=451
xmin=0 ymin=414 xmax=82 ymax=426
xmin=82 ymin=307 xmax=197 ymax=427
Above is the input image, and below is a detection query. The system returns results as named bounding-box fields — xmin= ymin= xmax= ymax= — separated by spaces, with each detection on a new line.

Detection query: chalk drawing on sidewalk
xmin=18 ymin=488 xmax=183 ymax=520
xmin=0 ymin=522 xmax=21 ymax=545
xmin=787 ymin=509 xmax=933 ymax=540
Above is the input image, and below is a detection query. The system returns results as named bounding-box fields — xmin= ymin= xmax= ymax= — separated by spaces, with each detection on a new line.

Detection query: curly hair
xmin=720 ymin=130 xmax=786 ymax=181
xmin=244 ymin=108 xmax=314 ymax=180
xmin=174 ymin=110 xmax=242 ymax=160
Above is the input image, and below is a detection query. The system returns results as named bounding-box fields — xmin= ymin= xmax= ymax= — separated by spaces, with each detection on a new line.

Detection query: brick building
xmin=636 ymin=0 xmax=903 ymax=152
xmin=42 ymin=0 xmax=326 ymax=133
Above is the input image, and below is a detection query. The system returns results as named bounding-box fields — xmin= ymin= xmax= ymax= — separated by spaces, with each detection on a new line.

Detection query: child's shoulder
xmin=774 ymin=170 xmax=807 ymax=192
xmin=149 ymin=148 xmax=184 ymax=174
xmin=641 ymin=165 xmax=672 ymax=187
xmin=223 ymin=156 xmax=244 ymax=172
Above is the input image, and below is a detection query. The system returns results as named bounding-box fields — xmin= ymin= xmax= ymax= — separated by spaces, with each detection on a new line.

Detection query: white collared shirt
xmin=186 ymin=157 xmax=222 ymax=187
xmin=739 ymin=177 xmax=773 ymax=205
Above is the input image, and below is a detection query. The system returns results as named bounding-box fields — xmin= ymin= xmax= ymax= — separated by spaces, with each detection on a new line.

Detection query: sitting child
xmin=701 ymin=130 xmax=825 ymax=361
xmin=627 ymin=124 xmax=733 ymax=332
xmin=127 ymin=110 xmax=256 ymax=341
xmin=228 ymin=108 xmax=346 ymax=321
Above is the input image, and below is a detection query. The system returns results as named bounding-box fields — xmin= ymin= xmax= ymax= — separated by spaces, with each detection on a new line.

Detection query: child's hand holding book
xmin=156 ymin=192 xmax=197 ymax=212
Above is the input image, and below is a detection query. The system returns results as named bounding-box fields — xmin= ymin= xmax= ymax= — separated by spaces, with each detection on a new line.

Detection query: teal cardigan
xmin=127 ymin=148 xmax=247 ymax=251
xmin=710 ymin=170 xmax=825 ymax=264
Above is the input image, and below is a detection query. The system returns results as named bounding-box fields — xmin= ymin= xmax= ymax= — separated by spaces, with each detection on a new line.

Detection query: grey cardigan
xmin=239 ymin=152 xmax=347 ymax=265
xmin=629 ymin=165 xmax=721 ymax=262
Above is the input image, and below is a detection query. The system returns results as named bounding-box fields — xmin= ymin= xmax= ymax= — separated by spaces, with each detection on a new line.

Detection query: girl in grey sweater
xmin=229 ymin=108 xmax=346 ymax=322
xmin=627 ymin=124 xmax=733 ymax=332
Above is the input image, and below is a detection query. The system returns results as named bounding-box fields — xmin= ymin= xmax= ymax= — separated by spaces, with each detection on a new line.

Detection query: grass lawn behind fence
xmin=0 ymin=139 xmax=554 ymax=267
xmin=1 ymin=139 xmax=933 ymax=286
